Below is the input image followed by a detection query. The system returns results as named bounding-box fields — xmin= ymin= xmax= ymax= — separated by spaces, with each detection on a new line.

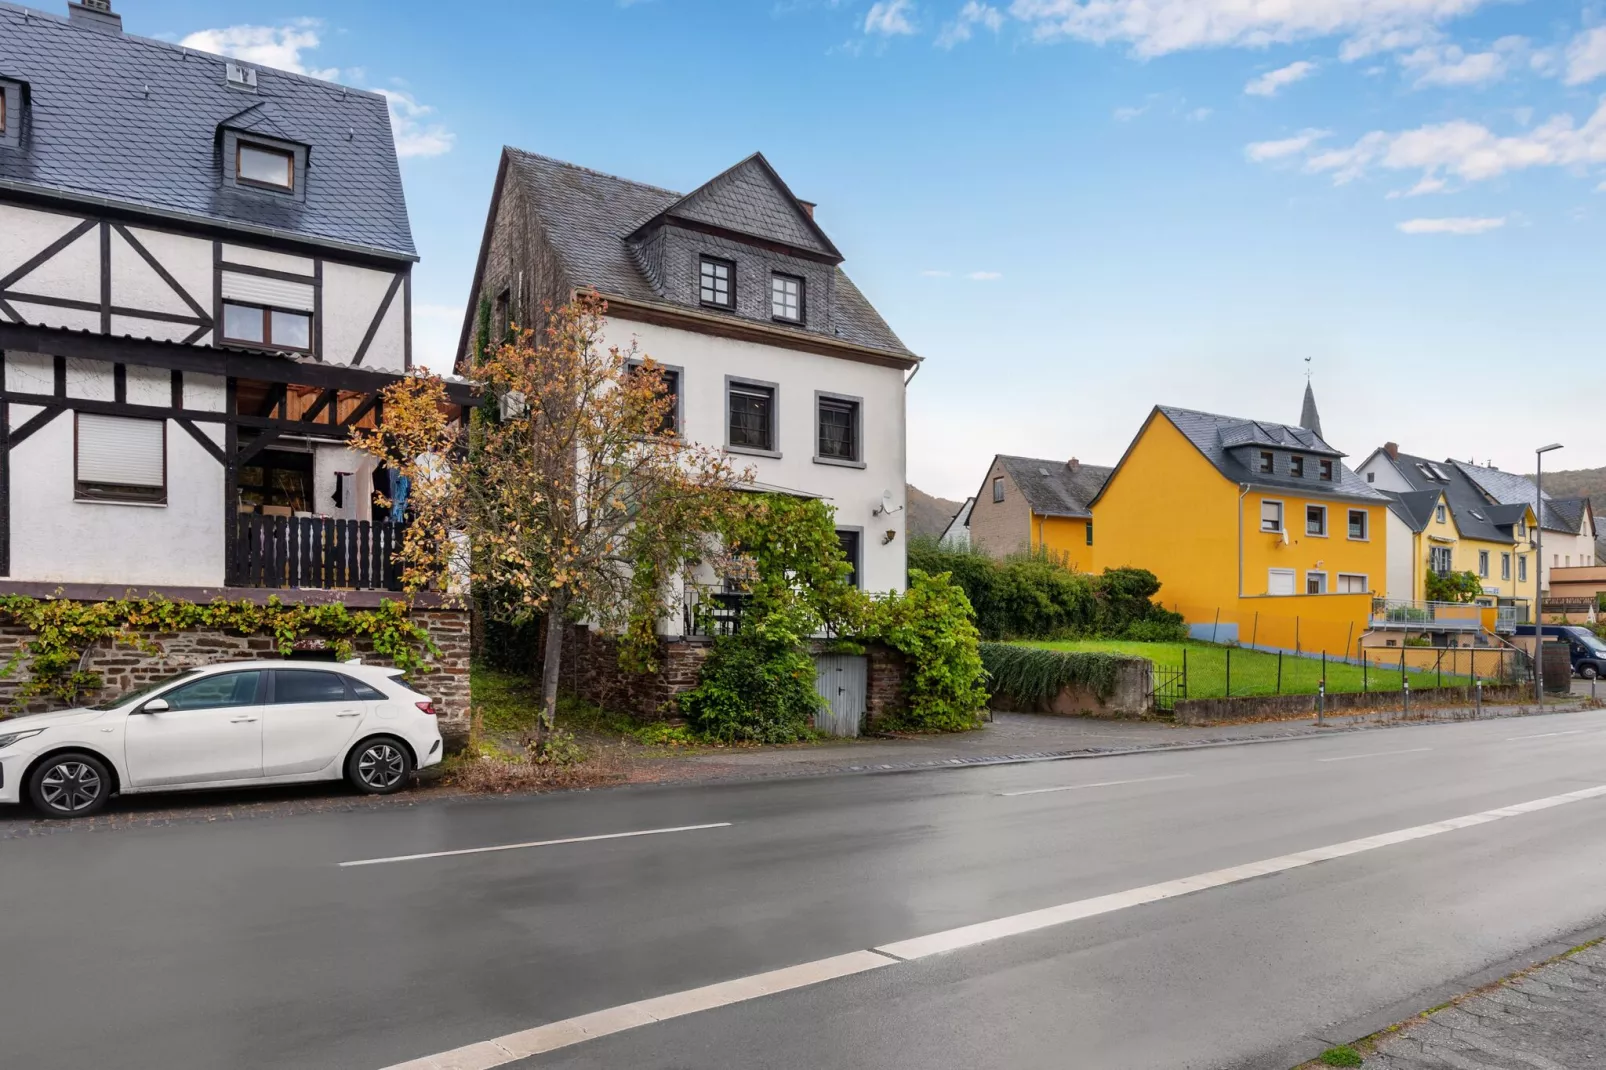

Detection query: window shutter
xmin=78 ymin=414 xmax=164 ymax=486
xmin=221 ymin=270 xmax=315 ymax=311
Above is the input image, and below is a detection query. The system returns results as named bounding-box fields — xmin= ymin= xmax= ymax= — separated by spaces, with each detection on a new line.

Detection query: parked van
xmin=1514 ymin=624 xmax=1606 ymax=679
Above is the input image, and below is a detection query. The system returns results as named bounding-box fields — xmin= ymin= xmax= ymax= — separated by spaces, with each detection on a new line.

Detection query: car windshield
xmin=1578 ymin=633 xmax=1606 ymax=653
xmin=89 ymin=669 xmax=203 ymax=711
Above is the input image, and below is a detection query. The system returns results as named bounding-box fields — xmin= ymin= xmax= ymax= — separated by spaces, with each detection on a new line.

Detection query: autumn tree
xmin=357 ymin=294 xmax=747 ymax=732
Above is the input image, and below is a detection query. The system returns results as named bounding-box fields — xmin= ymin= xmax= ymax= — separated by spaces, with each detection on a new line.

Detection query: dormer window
xmin=1319 ymin=459 xmax=1333 ymax=481
xmin=1257 ymin=451 xmax=1273 ymax=474
xmin=699 ymin=256 xmax=734 ymax=309
xmin=1290 ymin=455 xmax=1305 ymax=478
xmin=238 ymin=142 xmax=294 ymax=191
xmin=0 ymin=77 xmax=21 ymax=149
xmin=771 ymin=273 xmax=803 ymax=323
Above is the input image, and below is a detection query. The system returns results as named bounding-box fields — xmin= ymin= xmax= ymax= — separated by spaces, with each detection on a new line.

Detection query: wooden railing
xmin=232 ymin=515 xmax=404 ymax=591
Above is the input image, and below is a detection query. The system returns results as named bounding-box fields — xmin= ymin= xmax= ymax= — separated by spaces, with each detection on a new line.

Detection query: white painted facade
xmin=0 ymin=198 xmax=416 ymax=589
xmin=598 ymin=317 xmax=910 ymax=607
xmin=1383 ymin=508 xmax=1415 ymax=604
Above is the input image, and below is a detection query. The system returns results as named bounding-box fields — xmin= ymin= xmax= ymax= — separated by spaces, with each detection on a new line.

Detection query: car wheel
xmin=346 ymin=737 xmax=413 ymax=795
xmin=28 ymin=753 xmax=113 ymax=818
xmin=1584 ymin=665 xmax=1600 ymax=680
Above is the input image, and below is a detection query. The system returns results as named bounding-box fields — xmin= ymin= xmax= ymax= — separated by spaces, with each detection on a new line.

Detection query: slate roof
xmin=0 ymin=2 xmax=415 ymax=258
xmin=1384 ymin=450 xmax=1523 ymax=542
xmin=1156 ymin=406 xmax=1386 ymax=501
xmin=1382 ymin=489 xmax=1442 ymax=532
xmin=1299 ymin=382 xmax=1323 ymax=439
xmin=501 ymin=149 xmax=911 ymax=360
xmin=1451 ymin=460 xmax=1583 ymax=534
xmin=627 ymin=153 xmax=842 ymax=260
xmin=995 ymin=455 xmax=1113 ymax=519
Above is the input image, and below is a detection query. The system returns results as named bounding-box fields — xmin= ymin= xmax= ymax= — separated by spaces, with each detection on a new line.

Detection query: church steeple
xmin=1299 ymin=381 xmax=1323 ymax=439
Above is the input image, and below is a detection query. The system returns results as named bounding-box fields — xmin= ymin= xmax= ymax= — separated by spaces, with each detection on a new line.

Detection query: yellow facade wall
xmin=1411 ymin=501 xmax=1537 ymax=604
xmin=1031 ymin=515 xmax=1095 ymax=572
xmin=1092 ymin=410 xmax=1387 ymax=656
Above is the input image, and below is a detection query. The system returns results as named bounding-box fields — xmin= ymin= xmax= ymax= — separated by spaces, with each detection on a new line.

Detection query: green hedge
xmin=978 ymin=642 xmax=1144 ymax=706
xmin=907 ymin=539 xmax=1185 ymax=642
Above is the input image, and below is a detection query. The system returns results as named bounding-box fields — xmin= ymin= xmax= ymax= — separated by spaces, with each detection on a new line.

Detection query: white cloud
xmin=1188 ymin=107 xmax=1213 ymax=121
xmin=376 ymin=89 xmax=455 ymax=158
xmin=1565 ymin=25 xmax=1606 ymax=85
xmin=920 ymin=269 xmax=952 ymax=277
xmin=182 ymin=20 xmax=454 ymax=159
xmin=1396 ymin=216 xmax=1505 ymax=234
xmin=864 ymin=0 xmax=917 ymax=35
xmin=937 ymin=1 xmax=1004 ymax=48
xmin=1245 ymin=60 xmax=1317 ymax=97
xmin=1398 ymin=37 xmax=1523 ymax=88
xmin=967 ymin=270 xmax=1003 ymax=280
xmin=180 ymin=19 xmax=338 ymax=80
xmin=1245 ymin=128 xmax=1331 ymax=162
xmin=1285 ymin=104 xmax=1606 ymax=188
xmin=1007 ymin=0 xmax=1492 ymax=58
xmin=1386 ymin=175 xmax=1449 ymax=197
xmin=1113 ymin=104 xmax=1147 ymax=121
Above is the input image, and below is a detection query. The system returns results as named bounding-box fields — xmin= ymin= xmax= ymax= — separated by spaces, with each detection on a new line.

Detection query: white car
xmin=0 ymin=660 xmax=443 ymax=818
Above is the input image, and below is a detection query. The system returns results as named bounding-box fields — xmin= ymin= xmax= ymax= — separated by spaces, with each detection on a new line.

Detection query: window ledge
xmin=74 ymin=497 xmax=168 ymax=509
xmin=813 ymin=455 xmax=866 ymax=469
xmin=727 ymin=445 xmax=782 ymax=459
xmin=699 ymin=301 xmax=736 ymax=314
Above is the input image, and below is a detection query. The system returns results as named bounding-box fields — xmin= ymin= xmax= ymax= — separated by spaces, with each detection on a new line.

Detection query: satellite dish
xmin=874 ymin=490 xmax=903 ymax=517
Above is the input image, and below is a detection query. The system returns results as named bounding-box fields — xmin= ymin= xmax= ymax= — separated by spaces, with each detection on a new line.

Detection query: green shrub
xmin=868 ymin=570 xmax=988 ymax=732
xmin=979 ymin=643 xmax=1140 ymax=706
xmin=679 ymin=631 xmax=823 ymax=743
xmin=1122 ymin=615 xmax=1187 ymax=642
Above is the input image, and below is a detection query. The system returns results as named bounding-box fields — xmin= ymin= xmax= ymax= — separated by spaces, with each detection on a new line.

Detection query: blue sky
xmin=117 ymin=0 xmax=1606 ymax=498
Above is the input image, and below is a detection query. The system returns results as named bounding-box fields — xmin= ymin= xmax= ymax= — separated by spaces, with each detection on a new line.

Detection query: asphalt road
xmin=6 ymin=710 xmax=1606 ymax=1070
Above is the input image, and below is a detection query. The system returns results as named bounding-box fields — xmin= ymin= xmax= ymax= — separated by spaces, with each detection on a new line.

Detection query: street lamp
xmin=1534 ymin=442 xmax=1563 ymax=702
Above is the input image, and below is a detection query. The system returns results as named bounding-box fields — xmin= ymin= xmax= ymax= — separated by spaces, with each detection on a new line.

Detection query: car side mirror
xmin=140 ymin=698 xmax=170 ymax=714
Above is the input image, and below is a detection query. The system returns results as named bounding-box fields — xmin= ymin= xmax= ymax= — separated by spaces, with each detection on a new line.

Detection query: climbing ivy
xmin=0 ymin=595 xmax=438 ymax=710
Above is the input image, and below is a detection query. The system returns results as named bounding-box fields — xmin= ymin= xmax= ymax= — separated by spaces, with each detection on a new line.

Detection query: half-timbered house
xmin=0 ymin=0 xmax=473 ymax=595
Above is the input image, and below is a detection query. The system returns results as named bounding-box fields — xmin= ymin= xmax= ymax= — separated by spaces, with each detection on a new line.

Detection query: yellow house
xmin=965 ymin=454 xmax=1112 ymax=570
xmin=1356 ymin=445 xmax=1538 ymax=618
xmin=1090 ymin=403 xmax=1389 ymax=655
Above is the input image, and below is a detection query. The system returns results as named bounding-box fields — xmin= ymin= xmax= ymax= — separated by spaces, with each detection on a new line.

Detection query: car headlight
xmin=0 ymin=729 xmax=44 ymax=750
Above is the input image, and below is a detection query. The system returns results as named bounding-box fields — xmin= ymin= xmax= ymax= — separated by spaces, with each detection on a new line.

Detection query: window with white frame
xmin=1348 ymin=509 xmax=1368 ymax=540
xmin=771 ymin=273 xmax=803 ymax=322
xmin=1268 ymin=568 xmax=1296 ymax=595
xmin=1435 ymin=503 xmax=1447 ymax=524
xmin=1306 ymin=504 xmax=1327 ymax=536
xmin=1519 ymin=556 xmax=1528 ymax=582
xmin=1501 ymin=553 xmax=1511 ymax=580
xmin=1306 ymin=571 xmax=1328 ymax=594
xmin=1478 ymin=550 xmax=1490 ymax=577
xmin=1430 ymin=545 xmax=1453 ymax=575
xmin=75 ymin=413 xmax=166 ymax=504
xmin=1336 ymin=573 xmax=1368 ymax=593
xmin=699 ymin=257 xmax=734 ymax=308
xmin=1261 ymin=500 xmax=1284 ymax=533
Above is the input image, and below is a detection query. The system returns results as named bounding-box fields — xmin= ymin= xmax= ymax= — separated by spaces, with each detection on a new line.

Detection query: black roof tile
xmin=995 ymin=455 xmax=1112 ymax=519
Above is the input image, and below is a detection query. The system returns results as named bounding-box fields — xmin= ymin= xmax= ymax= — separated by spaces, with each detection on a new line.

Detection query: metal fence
xmin=1147 ymin=644 xmax=1531 ymax=705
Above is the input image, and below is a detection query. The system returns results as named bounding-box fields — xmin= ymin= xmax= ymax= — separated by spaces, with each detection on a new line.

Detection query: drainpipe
xmin=1238 ymin=484 xmax=1250 ymax=597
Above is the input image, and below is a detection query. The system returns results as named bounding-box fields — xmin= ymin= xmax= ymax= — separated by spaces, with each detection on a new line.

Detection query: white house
xmin=456 ymin=149 xmax=919 ymax=628
xmin=0 ymin=1 xmax=472 ymax=595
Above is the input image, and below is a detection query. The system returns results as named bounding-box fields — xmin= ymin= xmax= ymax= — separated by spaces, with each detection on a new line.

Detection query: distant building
xmin=966 ymin=455 xmax=1112 ymax=570
xmin=939 ymin=497 xmax=974 ymax=550
xmin=1451 ymin=461 xmax=1596 ymax=592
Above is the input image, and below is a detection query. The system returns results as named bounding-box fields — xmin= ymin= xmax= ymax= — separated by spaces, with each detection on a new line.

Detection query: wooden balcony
xmin=230 ymin=515 xmax=404 ymax=591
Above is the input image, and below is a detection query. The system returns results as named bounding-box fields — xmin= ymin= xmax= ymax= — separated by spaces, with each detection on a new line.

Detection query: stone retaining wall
xmin=1173 ymin=683 xmax=1534 ymax=726
xmin=991 ymin=659 xmax=1153 ymax=719
xmin=0 ymin=604 xmax=472 ymax=747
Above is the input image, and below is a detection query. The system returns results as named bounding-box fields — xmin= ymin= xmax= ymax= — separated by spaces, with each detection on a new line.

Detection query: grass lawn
xmin=1029 ymin=640 xmax=1478 ymax=699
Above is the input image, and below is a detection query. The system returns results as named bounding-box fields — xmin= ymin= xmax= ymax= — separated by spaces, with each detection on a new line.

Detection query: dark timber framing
xmin=350 ymin=269 xmax=405 ymax=367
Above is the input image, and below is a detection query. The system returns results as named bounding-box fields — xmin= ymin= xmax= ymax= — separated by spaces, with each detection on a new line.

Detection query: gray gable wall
xmin=664 ymin=156 xmax=837 ymax=257
xmin=0 ymin=1 xmax=415 ymax=258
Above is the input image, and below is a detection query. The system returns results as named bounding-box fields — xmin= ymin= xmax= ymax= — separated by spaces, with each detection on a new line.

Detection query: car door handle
xmin=230 ymin=716 xmax=258 ymax=724
xmin=336 ymin=710 xmax=362 ymax=718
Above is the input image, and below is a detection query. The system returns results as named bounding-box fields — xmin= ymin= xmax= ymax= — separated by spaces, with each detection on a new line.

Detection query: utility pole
xmin=1534 ymin=443 xmax=1563 ymax=703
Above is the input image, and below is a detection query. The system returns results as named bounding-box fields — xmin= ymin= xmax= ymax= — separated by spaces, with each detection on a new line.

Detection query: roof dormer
xmin=217 ymin=106 xmax=310 ymax=202
xmin=0 ymin=76 xmax=25 ymax=152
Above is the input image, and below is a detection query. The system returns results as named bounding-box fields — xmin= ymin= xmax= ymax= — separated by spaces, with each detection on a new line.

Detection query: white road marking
xmin=998 ymin=774 xmax=1193 ymax=797
xmin=375 ymin=783 xmax=1606 ymax=1069
xmin=1315 ymin=747 xmax=1433 ymax=763
xmin=338 ymin=823 xmax=732 ymax=868
xmin=1506 ymin=729 xmax=1590 ymax=741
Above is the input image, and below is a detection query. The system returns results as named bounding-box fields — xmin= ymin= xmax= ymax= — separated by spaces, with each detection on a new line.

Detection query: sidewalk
xmin=1307 ymin=939 xmax=1606 ymax=1069
xmin=636 ymin=697 xmax=1596 ymax=784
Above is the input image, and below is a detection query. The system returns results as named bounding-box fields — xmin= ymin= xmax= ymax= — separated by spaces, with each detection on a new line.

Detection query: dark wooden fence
xmin=232 ymin=515 xmax=404 ymax=591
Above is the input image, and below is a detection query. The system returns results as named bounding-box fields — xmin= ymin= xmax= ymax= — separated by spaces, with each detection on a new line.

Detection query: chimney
xmin=68 ymin=0 xmax=122 ymax=32
xmin=798 ymin=200 xmax=816 ymax=219
xmin=1066 ymin=457 xmax=1080 ymax=474
xmin=1384 ymin=441 xmax=1398 ymax=460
